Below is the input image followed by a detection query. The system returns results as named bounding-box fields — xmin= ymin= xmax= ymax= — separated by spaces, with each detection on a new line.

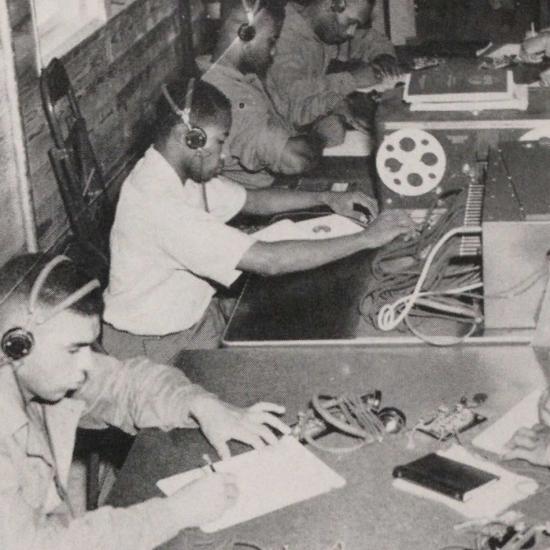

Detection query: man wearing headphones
xmin=102 ymin=77 xmax=415 ymax=360
xmin=202 ymin=0 xmax=325 ymax=189
xmin=265 ymin=0 xmax=399 ymax=135
xmin=0 ymin=253 xmax=289 ymax=549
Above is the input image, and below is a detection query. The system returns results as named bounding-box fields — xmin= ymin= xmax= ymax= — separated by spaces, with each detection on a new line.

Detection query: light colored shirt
xmin=202 ymin=63 xmax=293 ymax=188
xmin=0 ymin=353 xmax=214 ymax=550
xmin=265 ymin=2 xmax=395 ymax=129
xmin=104 ymin=147 xmax=255 ymax=335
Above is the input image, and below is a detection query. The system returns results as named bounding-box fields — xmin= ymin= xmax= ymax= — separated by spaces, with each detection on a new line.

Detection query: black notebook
xmin=393 ymin=453 xmax=499 ymax=502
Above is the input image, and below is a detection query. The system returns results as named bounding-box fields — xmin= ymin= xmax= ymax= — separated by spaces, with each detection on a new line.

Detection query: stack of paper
xmin=157 ymin=436 xmax=346 ymax=532
xmin=472 ymin=389 xmax=543 ymax=455
xmin=404 ymin=68 xmax=528 ymax=112
xmin=252 ymin=214 xmax=365 ymax=243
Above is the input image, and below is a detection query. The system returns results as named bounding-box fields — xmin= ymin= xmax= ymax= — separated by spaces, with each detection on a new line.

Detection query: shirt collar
xmin=0 ymin=365 xmax=84 ymax=469
xmin=0 ymin=365 xmax=30 ymax=437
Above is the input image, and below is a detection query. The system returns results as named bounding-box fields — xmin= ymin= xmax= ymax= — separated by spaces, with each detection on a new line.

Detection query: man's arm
xmin=267 ymin=47 xmax=361 ymax=129
xmin=77 ymin=354 xmax=289 ymax=458
xmin=77 ymin=354 xmax=216 ymax=434
xmin=277 ymin=135 xmax=324 ymax=174
xmin=219 ymin=83 xmax=322 ymax=175
xmin=345 ymin=27 xmax=396 ymax=64
xmin=0 ymin=444 xmax=186 ymax=550
xmin=238 ymin=209 xmax=415 ymax=276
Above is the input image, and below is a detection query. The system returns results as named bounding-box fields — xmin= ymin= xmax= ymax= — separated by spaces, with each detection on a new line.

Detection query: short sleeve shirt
xmin=104 ymin=147 xmax=255 ymax=335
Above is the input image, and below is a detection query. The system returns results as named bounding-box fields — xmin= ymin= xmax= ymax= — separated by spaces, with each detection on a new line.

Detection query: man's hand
xmin=371 ymin=54 xmax=402 ymax=79
xmin=313 ymin=114 xmax=346 ymax=147
xmin=322 ymin=190 xmax=379 ymax=223
xmin=520 ymin=32 xmax=550 ymax=63
xmin=502 ymin=424 xmax=550 ymax=466
xmin=350 ymin=64 xmax=380 ymax=89
xmin=363 ymin=209 xmax=417 ymax=248
xmin=332 ymin=93 xmax=376 ymax=134
xmin=190 ymin=395 xmax=290 ymax=459
xmin=170 ymin=472 xmax=239 ymax=527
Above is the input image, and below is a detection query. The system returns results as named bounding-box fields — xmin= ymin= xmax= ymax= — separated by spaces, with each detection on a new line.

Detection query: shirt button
xmin=239 ymin=102 xmax=245 ymax=109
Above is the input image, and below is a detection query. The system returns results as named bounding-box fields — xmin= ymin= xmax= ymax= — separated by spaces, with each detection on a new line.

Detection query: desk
xmin=108 ymin=345 xmax=549 ymax=550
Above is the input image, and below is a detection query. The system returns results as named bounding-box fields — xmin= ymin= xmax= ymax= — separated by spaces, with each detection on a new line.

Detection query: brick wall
xmin=7 ymin=0 xmax=192 ymax=250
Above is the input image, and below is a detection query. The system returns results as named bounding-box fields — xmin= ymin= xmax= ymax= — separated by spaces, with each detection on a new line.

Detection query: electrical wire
xmin=359 ymin=188 xmax=484 ymax=343
xmin=377 ymin=225 xmax=482 ymax=331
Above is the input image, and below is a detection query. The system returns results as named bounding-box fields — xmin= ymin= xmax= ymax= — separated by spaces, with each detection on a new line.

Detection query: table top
xmin=107 ymin=344 xmax=550 ymax=550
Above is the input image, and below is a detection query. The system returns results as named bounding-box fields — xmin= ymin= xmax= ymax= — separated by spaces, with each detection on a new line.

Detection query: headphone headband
xmin=161 ymin=80 xmax=208 ymax=150
xmin=238 ymin=0 xmax=260 ymax=41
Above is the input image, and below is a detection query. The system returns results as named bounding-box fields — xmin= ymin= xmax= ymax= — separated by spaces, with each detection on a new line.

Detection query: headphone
xmin=161 ymin=78 xmax=208 ymax=150
xmin=330 ymin=0 xmax=347 ymax=13
xmin=237 ymin=0 xmax=260 ymax=42
xmin=1 ymin=255 xmax=100 ymax=361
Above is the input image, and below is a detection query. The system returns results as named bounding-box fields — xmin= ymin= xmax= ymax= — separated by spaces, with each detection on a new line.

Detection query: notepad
xmin=472 ymin=389 xmax=543 ymax=456
xmin=157 ymin=436 xmax=346 ymax=532
xmin=252 ymin=214 xmax=365 ymax=243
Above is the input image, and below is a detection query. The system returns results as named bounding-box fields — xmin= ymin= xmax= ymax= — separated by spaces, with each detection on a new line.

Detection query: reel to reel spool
xmin=376 ymin=129 xmax=447 ymax=197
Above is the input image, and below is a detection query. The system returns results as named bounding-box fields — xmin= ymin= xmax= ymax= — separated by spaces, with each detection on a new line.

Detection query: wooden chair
xmin=39 ymin=57 xmax=113 ymax=286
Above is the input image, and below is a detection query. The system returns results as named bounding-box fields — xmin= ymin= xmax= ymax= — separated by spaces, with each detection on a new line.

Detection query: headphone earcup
xmin=185 ymin=127 xmax=208 ymax=150
xmin=331 ymin=0 xmax=346 ymax=13
xmin=1 ymin=327 xmax=35 ymax=360
xmin=238 ymin=22 xmax=256 ymax=42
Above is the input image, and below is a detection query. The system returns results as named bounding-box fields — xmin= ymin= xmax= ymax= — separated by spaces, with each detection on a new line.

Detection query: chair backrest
xmin=40 ymin=58 xmax=113 ymax=284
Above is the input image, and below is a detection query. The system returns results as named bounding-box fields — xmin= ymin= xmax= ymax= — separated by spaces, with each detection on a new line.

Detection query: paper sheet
xmin=472 ymin=389 xmax=543 ymax=456
xmin=393 ymin=445 xmax=538 ymax=519
xmin=408 ymin=84 xmax=528 ymax=112
xmin=323 ymin=131 xmax=372 ymax=157
xmin=157 ymin=436 xmax=346 ymax=532
xmin=252 ymin=214 xmax=364 ymax=243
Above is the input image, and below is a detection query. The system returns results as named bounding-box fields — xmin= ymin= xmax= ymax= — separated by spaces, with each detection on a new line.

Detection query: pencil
xmin=202 ymin=453 xmax=216 ymax=473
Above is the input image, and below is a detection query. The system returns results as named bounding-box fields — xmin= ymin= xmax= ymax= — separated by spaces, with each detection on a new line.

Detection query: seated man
xmin=0 ymin=253 xmax=288 ymax=549
xmin=102 ymin=77 xmax=415 ymax=361
xmin=265 ymin=0 xmax=400 ymax=135
xmin=202 ymin=0 xmax=324 ymax=188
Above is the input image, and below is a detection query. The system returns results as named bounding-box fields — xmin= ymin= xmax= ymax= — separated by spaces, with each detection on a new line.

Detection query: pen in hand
xmin=203 ymin=453 xmax=216 ymax=473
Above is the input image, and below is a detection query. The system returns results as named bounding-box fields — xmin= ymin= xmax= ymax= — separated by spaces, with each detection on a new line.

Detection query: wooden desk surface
xmin=108 ymin=345 xmax=550 ymax=550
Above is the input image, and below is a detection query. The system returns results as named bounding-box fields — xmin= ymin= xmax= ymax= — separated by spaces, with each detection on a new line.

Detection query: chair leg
xmin=86 ymin=451 xmax=101 ymax=511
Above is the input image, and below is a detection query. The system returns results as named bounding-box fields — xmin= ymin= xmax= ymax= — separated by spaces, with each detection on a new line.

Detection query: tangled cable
xmin=294 ymin=393 xmax=405 ymax=454
xmin=360 ymin=189 xmax=483 ymax=345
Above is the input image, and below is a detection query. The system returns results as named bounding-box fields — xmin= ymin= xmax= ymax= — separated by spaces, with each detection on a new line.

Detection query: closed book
xmin=392 ymin=452 xmax=499 ymax=501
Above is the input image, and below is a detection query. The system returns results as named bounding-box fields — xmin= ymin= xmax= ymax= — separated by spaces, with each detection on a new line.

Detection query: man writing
xmin=0 ymin=253 xmax=289 ymax=549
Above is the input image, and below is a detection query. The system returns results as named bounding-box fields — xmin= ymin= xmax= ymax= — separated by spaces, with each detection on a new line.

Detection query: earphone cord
xmin=200 ymin=153 xmax=210 ymax=213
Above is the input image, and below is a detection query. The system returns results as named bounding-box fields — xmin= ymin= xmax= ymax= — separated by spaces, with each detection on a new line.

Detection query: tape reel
xmin=376 ymin=129 xmax=447 ymax=197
